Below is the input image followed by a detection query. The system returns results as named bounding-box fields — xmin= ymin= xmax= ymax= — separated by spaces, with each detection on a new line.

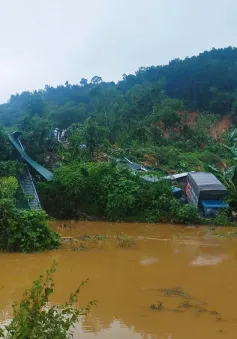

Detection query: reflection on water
xmin=78 ymin=318 xmax=174 ymax=339
xmin=76 ymin=320 xmax=143 ymax=338
xmin=140 ymin=257 xmax=160 ymax=265
xmin=0 ymin=221 xmax=237 ymax=339
xmin=191 ymin=253 xmax=228 ymax=266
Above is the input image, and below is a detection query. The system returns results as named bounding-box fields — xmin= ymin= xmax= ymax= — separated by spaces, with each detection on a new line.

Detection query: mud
xmin=1 ymin=221 xmax=237 ymax=338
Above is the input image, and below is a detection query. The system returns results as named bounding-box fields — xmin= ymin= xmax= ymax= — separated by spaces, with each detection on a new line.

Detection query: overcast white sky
xmin=0 ymin=0 xmax=236 ymax=103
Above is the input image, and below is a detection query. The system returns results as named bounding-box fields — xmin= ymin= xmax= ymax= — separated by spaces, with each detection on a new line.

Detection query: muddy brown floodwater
xmin=1 ymin=222 xmax=237 ymax=338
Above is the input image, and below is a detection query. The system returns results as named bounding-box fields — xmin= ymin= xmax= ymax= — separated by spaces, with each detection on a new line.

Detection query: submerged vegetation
xmin=61 ymin=232 xmax=138 ymax=251
xmin=116 ymin=232 xmax=135 ymax=248
xmin=214 ymin=232 xmax=237 ymax=238
xmin=150 ymin=286 xmax=221 ymax=318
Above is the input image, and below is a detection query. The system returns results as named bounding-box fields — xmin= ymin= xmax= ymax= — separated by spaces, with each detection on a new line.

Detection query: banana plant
xmin=207 ymin=165 xmax=237 ymax=206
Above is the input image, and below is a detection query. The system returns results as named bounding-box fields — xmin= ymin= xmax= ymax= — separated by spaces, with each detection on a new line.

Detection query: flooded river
xmin=1 ymin=221 xmax=237 ymax=338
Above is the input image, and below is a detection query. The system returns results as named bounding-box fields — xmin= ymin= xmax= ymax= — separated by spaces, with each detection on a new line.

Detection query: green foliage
xmin=0 ymin=262 xmax=95 ymax=339
xmin=169 ymin=199 xmax=199 ymax=224
xmin=104 ymin=171 xmax=140 ymax=220
xmin=0 ymin=161 xmax=23 ymax=178
xmin=39 ymin=162 xmax=199 ymax=224
xmin=231 ymin=94 xmax=237 ymax=123
xmin=0 ymin=177 xmax=18 ymax=250
xmin=25 ymin=92 xmax=45 ymax=116
xmin=79 ymin=234 xmax=109 ymax=241
xmin=214 ymin=231 xmax=237 ymax=238
xmin=7 ymin=209 xmax=61 ymax=252
xmin=53 ymin=102 xmax=87 ymax=128
xmin=0 ymin=176 xmax=18 ymax=199
xmin=212 ymin=210 xmax=230 ymax=226
xmin=155 ymin=146 xmax=180 ymax=168
xmin=140 ymin=145 xmax=222 ymax=172
xmin=0 ymin=127 xmax=12 ymax=160
xmin=79 ymin=117 xmax=108 ymax=160
xmin=198 ymin=150 xmax=222 ymax=165
xmin=116 ymin=233 xmax=135 ymax=248
xmin=0 ymin=177 xmax=60 ymax=252
xmin=2 ymin=47 xmax=237 ymax=225
xmin=62 ymin=132 xmax=88 ymax=163
xmin=149 ymin=125 xmax=163 ymax=145
xmin=1 ymin=47 xmax=237 ymax=130
xmin=153 ymin=97 xmax=184 ymax=130
xmin=209 ymin=87 xmax=233 ymax=114
xmin=65 ymin=118 xmax=109 ymax=161
xmin=18 ymin=115 xmax=55 ymax=164
xmin=207 ymin=133 xmax=237 ymax=210
xmin=190 ymin=113 xmax=219 ymax=147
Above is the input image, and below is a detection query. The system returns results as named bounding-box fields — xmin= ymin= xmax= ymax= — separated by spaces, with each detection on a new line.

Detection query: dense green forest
xmin=1 ymin=46 xmax=237 ymax=249
xmin=1 ymin=47 xmax=237 ymax=130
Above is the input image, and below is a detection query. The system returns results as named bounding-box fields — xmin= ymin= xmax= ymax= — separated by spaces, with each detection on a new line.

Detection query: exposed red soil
xmin=178 ymin=111 xmax=199 ymax=128
xmin=144 ymin=113 xmax=232 ymax=167
xmin=158 ymin=112 xmax=231 ymax=140
xmin=143 ymin=154 xmax=156 ymax=167
xmin=179 ymin=111 xmax=231 ymax=137
xmin=211 ymin=115 xmax=231 ymax=138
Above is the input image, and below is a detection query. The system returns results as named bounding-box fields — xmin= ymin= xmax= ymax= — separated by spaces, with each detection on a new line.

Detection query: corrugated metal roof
xmin=141 ymin=171 xmax=192 ymax=183
xmin=9 ymin=135 xmax=53 ymax=181
xmin=163 ymin=172 xmax=189 ymax=180
xmin=188 ymin=172 xmax=226 ymax=191
xmin=140 ymin=175 xmax=160 ymax=182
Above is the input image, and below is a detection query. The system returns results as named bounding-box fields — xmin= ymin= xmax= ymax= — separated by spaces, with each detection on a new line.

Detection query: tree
xmin=191 ymin=113 xmax=219 ymax=147
xmin=231 ymin=92 xmax=237 ymax=123
xmin=68 ymin=118 xmax=108 ymax=161
xmin=24 ymin=92 xmax=45 ymax=116
xmin=0 ymin=127 xmax=12 ymax=160
xmin=55 ymin=102 xmax=87 ymax=128
xmin=209 ymin=87 xmax=233 ymax=114
xmin=80 ymin=78 xmax=88 ymax=86
xmin=91 ymin=76 xmax=102 ymax=85
xmin=153 ymin=97 xmax=184 ymax=130
xmin=2 ymin=47 xmax=237 ymax=129
xmin=82 ymin=117 xmax=108 ymax=160
xmin=18 ymin=115 xmax=53 ymax=164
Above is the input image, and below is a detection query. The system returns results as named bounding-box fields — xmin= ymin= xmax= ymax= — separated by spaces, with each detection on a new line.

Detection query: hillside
xmin=1 ymin=47 xmax=237 ymax=224
xmin=1 ymin=47 xmax=236 ymax=176
xmin=1 ymin=47 xmax=237 ymax=133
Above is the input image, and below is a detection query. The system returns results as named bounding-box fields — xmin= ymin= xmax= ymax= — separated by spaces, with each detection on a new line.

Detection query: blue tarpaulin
xmin=201 ymin=200 xmax=229 ymax=209
xmin=172 ymin=186 xmax=183 ymax=198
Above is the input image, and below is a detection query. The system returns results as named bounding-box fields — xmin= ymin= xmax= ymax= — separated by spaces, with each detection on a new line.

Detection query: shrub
xmin=117 ymin=233 xmax=135 ymax=248
xmin=212 ymin=210 xmax=230 ymax=227
xmin=169 ymin=199 xmax=199 ymax=224
xmin=0 ymin=127 xmax=12 ymax=161
xmin=0 ymin=262 xmax=95 ymax=338
xmin=7 ymin=209 xmax=61 ymax=252
xmin=198 ymin=150 xmax=222 ymax=166
xmin=155 ymin=146 xmax=180 ymax=168
xmin=0 ymin=176 xmax=60 ymax=253
xmin=0 ymin=161 xmax=23 ymax=178
xmin=39 ymin=161 xmax=200 ymax=224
